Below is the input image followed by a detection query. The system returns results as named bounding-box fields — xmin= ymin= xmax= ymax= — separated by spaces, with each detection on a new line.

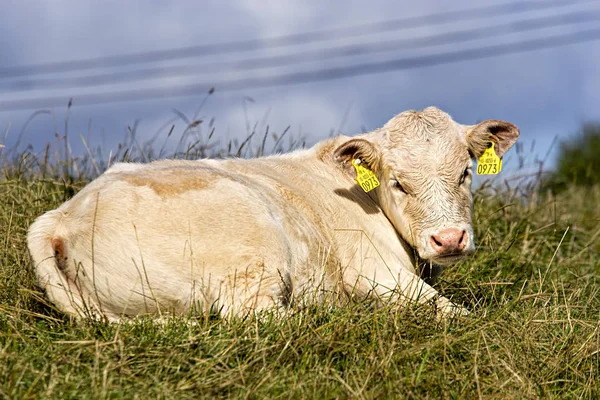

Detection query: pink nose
xmin=430 ymin=229 xmax=468 ymax=255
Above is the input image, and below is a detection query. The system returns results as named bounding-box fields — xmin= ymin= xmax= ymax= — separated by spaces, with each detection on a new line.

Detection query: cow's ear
xmin=333 ymin=138 xmax=381 ymax=172
xmin=466 ymin=120 xmax=520 ymax=158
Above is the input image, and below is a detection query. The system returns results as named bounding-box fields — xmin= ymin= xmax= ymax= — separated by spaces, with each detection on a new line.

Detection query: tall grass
xmin=0 ymin=109 xmax=598 ymax=399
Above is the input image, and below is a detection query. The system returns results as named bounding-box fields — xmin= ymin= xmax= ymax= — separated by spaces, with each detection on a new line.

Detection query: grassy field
xmin=1 ymin=127 xmax=599 ymax=399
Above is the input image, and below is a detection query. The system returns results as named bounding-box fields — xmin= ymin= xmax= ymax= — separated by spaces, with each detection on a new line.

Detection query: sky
xmin=1 ymin=0 xmax=599 ymax=175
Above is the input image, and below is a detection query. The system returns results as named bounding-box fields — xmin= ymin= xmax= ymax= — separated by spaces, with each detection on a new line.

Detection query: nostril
xmin=458 ymin=230 xmax=466 ymax=246
xmin=431 ymin=235 xmax=443 ymax=248
xmin=457 ymin=231 xmax=469 ymax=252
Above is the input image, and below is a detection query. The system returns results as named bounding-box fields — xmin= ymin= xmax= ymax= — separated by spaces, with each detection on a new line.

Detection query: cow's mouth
xmin=425 ymin=252 xmax=470 ymax=266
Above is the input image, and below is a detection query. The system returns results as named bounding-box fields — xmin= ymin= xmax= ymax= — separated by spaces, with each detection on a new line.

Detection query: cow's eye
xmin=459 ymin=167 xmax=470 ymax=185
xmin=390 ymin=179 xmax=408 ymax=194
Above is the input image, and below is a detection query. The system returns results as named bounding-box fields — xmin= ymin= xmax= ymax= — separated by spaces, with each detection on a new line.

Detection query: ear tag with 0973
xmin=476 ymin=142 xmax=502 ymax=175
xmin=352 ymin=159 xmax=380 ymax=192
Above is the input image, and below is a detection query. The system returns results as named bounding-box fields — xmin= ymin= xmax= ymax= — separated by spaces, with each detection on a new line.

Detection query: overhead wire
xmin=1 ymin=27 xmax=599 ymax=112
xmin=0 ymin=0 xmax=595 ymax=78
xmin=3 ymin=9 xmax=599 ymax=93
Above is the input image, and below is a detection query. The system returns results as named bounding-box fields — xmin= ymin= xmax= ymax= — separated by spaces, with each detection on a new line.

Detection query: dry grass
xmin=0 ymin=115 xmax=599 ymax=399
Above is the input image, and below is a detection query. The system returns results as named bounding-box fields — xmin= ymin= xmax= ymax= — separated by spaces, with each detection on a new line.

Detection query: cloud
xmin=0 ymin=0 xmax=599 ymax=171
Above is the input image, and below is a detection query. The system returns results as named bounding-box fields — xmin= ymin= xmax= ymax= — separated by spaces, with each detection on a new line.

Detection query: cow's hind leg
xmin=212 ymin=262 xmax=291 ymax=319
xmin=35 ymin=259 xmax=116 ymax=321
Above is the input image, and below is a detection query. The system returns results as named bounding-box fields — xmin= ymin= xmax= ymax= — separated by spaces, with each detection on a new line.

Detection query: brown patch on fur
xmin=51 ymin=237 xmax=68 ymax=271
xmin=120 ymin=169 xmax=214 ymax=197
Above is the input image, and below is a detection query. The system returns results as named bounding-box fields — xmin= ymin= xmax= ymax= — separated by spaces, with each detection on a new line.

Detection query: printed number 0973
xmin=477 ymin=163 xmax=497 ymax=175
xmin=361 ymin=178 xmax=376 ymax=191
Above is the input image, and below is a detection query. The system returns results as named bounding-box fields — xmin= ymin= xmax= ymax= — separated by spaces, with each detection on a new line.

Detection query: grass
xmin=1 ymin=114 xmax=599 ymax=399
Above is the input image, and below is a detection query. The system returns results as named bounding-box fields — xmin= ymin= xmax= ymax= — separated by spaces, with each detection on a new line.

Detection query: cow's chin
xmin=428 ymin=253 xmax=468 ymax=266
xmin=417 ymin=250 xmax=471 ymax=266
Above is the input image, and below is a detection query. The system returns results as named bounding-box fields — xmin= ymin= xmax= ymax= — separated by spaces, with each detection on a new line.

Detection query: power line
xmin=1 ymin=28 xmax=598 ymax=113
xmin=3 ymin=9 xmax=599 ymax=94
xmin=0 ymin=0 xmax=595 ymax=79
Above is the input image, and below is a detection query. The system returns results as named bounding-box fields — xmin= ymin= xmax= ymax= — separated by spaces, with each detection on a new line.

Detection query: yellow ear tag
xmin=476 ymin=142 xmax=503 ymax=175
xmin=352 ymin=159 xmax=380 ymax=192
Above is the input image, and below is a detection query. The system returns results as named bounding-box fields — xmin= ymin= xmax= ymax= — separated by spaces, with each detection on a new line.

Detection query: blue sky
xmin=1 ymin=0 xmax=599 ymax=173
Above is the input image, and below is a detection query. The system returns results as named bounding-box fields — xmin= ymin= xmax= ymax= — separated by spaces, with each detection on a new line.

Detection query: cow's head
xmin=334 ymin=107 xmax=519 ymax=265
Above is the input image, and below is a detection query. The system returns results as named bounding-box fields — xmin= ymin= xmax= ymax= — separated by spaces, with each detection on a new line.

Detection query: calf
xmin=27 ymin=107 xmax=519 ymax=321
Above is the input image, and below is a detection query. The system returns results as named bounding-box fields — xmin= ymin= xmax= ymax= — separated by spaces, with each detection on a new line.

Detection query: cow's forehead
xmin=385 ymin=140 xmax=470 ymax=175
xmin=381 ymin=107 xmax=469 ymax=170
